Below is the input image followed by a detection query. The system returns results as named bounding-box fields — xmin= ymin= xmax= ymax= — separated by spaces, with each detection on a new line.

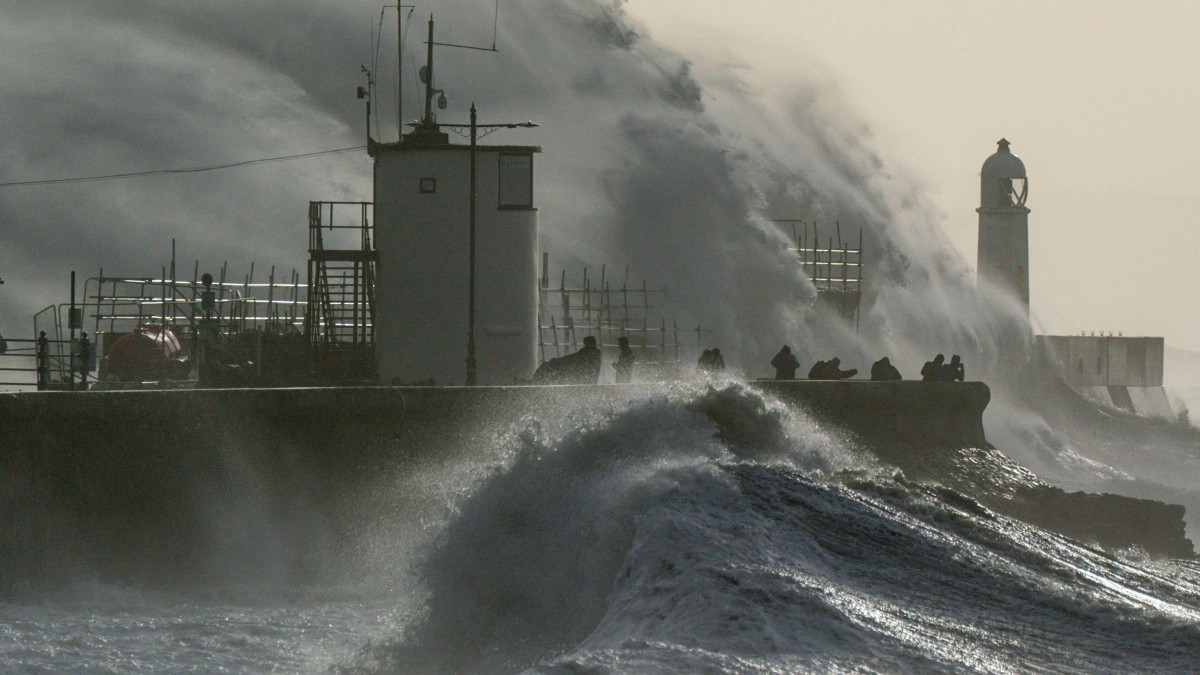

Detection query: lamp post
xmin=426 ymin=105 xmax=537 ymax=385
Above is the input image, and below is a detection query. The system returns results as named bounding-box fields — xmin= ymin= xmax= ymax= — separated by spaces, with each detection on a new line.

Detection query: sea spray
xmin=331 ymin=382 xmax=1200 ymax=673
xmin=340 ymin=382 xmax=857 ymax=672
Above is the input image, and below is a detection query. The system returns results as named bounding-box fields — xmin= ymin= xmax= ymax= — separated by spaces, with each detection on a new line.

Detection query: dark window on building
xmin=498 ymin=154 xmax=532 ymax=209
xmin=420 ymin=177 xmax=436 ymax=193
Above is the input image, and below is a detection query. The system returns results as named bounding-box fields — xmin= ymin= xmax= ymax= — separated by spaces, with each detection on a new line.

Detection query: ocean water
xmin=4 ymin=382 xmax=1200 ymax=674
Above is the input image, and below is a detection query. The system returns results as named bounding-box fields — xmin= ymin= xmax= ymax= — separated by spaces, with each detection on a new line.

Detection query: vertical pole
xmin=856 ymin=228 xmax=864 ymax=334
xmin=69 ymin=270 xmax=76 ymax=390
xmin=812 ymin=223 xmax=819 ymax=287
xmin=171 ymin=239 xmax=177 ymax=324
xmin=827 ymin=237 xmax=834 ymax=292
xmin=423 ymin=15 xmax=435 ymax=124
xmin=403 ymin=4 xmax=408 ymax=133
xmin=466 ymin=103 xmax=479 ymax=385
xmin=842 ymin=244 xmax=848 ymax=290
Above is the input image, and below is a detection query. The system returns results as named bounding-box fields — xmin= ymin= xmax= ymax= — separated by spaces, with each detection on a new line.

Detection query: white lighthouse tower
xmin=371 ymin=17 xmax=540 ymax=385
xmin=976 ymin=138 xmax=1030 ymax=316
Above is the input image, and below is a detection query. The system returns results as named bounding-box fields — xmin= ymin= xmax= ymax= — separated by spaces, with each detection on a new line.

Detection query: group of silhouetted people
xmin=920 ymin=353 xmax=965 ymax=382
xmin=533 ymin=338 xmax=966 ymax=385
xmin=698 ymin=348 xmax=726 ymax=373
xmin=771 ymin=345 xmax=859 ymax=381
xmin=766 ymin=345 xmax=965 ymax=383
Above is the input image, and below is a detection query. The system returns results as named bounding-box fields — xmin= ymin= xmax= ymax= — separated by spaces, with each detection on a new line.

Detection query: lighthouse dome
xmin=981 ymin=138 xmax=1026 ymax=178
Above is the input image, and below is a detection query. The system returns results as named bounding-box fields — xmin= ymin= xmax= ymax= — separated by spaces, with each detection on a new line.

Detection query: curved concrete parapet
xmin=750 ymin=380 xmax=991 ymax=450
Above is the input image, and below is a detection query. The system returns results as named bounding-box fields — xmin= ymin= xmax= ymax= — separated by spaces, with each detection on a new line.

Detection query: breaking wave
xmin=337 ymin=382 xmax=1200 ymax=674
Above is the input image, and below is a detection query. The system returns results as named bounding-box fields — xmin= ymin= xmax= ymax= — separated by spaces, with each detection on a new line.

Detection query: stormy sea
xmin=3 ymin=379 xmax=1200 ymax=674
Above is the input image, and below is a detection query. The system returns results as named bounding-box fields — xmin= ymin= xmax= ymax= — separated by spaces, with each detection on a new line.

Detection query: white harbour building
xmin=372 ymin=122 xmax=540 ymax=386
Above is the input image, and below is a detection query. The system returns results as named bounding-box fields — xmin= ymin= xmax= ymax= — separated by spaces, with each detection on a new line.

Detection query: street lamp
xmin=419 ymin=104 xmax=537 ymax=385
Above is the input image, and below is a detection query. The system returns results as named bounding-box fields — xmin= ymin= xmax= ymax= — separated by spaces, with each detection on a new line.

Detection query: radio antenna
xmin=491 ymin=0 xmax=499 ymax=51
xmin=429 ymin=0 xmax=502 ymax=52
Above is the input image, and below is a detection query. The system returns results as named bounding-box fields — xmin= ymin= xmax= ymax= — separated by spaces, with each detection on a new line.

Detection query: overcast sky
xmin=629 ymin=0 xmax=1200 ymax=352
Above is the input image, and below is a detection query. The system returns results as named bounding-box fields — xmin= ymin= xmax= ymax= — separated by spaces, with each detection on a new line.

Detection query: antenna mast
xmin=395 ymin=4 xmax=416 ymax=137
xmin=423 ymin=14 xmax=435 ymax=124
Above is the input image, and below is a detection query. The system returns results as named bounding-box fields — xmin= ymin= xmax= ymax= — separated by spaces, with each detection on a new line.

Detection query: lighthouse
xmin=976 ymin=138 xmax=1030 ymax=316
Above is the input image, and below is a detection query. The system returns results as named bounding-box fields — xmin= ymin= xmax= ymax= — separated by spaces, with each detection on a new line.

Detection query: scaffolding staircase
xmin=305 ymin=201 xmax=377 ymax=383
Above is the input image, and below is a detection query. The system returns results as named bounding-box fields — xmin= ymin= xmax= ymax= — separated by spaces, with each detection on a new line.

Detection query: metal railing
xmin=0 ymin=335 xmax=91 ymax=390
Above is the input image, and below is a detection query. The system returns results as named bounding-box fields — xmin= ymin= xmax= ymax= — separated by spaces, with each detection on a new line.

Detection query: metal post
xmin=403 ymin=5 xmax=408 ymax=132
xmin=36 ymin=331 xmax=48 ymax=391
xmin=69 ymin=270 xmax=76 ymax=390
xmin=424 ymin=15 xmax=435 ymax=124
xmin=466 ymin=103 xmax=479 ymax=385
xmin=78 ymin=332 xmax=90 ymax=391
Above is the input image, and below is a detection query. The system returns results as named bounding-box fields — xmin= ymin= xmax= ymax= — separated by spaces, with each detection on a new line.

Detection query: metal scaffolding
xmin=777 ymin=219 xmax=864 ymax=329
xmin=537 ymin=255 xmax=708 ymax=378
xmin=305 ymin=201 xmax=377 ymax=383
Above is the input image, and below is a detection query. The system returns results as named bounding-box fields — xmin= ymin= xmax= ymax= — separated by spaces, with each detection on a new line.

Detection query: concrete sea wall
xmin=0 ymin=381 xmax=1190 ymax=592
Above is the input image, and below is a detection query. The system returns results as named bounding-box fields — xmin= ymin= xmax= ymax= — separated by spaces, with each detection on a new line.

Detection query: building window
xmin=419 ymin=177 xmax=436 ymax=194
xmin=498 ymin=153 xmax=532 ymax=209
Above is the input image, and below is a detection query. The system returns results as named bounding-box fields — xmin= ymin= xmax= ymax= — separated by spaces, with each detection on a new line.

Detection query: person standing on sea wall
xmin=613 ymin=336 xmax=635 ymax=383
xmin=871 ymin=357 xmax=902 ymax=381
xmin=771 ymin=345 xmax=800 ymax=380
xmin=579 ymin=335 xmax=601 ymax=383
xmin=921 ymin=354 xmax=945 ymax=381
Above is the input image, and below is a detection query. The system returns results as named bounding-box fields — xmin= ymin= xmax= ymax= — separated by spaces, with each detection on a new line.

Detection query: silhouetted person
xmin=825 ymin=357 xmax=857 ymax=380
xmin=613 ymin=336 xmax=635 ymax=383
xmin=533 ymin=335 xmax=603 ymax=384
xmin=870 ymin=357 xmax=902 ymax=381
xmin=941 ymin=354 xmax=965 ymax=382
xmin=698 ymin=349 xmax=712 ymax=370
xmin=921 ymin=354 xmax=944 ymax=382
xmin=807 ymin=360 xmax=827 ymax=379
xmin=579 ymin=335 xmax=602 ymax=383
xmin=771 ymin=345 xmax=799 ymax=380
xmin=809 ymin=357 xmax=856 ymax=380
